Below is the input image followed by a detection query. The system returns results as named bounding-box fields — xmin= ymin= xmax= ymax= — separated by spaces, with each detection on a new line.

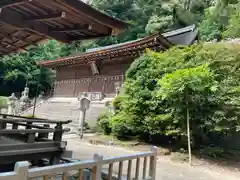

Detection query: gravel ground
xmin=63 ymin=134 xmax=239 ymax=180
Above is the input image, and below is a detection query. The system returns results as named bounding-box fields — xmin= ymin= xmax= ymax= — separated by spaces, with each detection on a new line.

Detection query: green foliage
xmin=157 ymin=64 xmax=218 ymax=100
xmin=110 ymin=112 xmax=134 ymax=138
xmin=200 ymin=147 xmax=225 ymax=159
xmin=84 ymin=122 xmax=90 ymax=130
xmin=198 ymin=9 xmax=222 ymax=41
xmin=1 ymin=0 xmax=239 ymax=99
xmin=198 ymin=0 xmax=240 ymax=41
xmin=0 ymin=96 xmax=7 ymax=108
xmin=110 ymin=44 xmax=240 ymax=148
xmin=223 ymin=3 xmax=240 ymax=38
xmin=0 ymin=38 xmax=87 ymax=97
xmin=97 ymin=113 xmax=112 ymax=135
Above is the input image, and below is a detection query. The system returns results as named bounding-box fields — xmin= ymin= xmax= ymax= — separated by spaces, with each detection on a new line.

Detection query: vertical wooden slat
xmin=27 ymin=133 xmax=35 ymax=143
xmin=14 ymin=161 xmax=29 ymax=180
xmin=142 ymin=157 xmax=147 ymax=179
xmin=149 ymin=147 xmax=157 ymax=180
xmin=12 ymin=123 xmax=18 ymax=129
xmin=92 ymin=153 xmax=103 ymax=180
xmin=135 ymin=158 xmax=140 ymax=180
xmin=78 ymin=169 xmax=84 ymax=180
xmin=127 ymin=160 xmax=132 ymax=180
xmin=118 ymin=161 xmax=123 ymax=180
xmin=92 ymin=165 xmax=98 ymax=180
xmin=26 ymin=122 xmax=33 ymax=129
xmin=38 ymin=124 xmax=50 ymax=139
xmin=62 ymin=172 xmax=67 ymax=180
xmin=108 ymin=163 xmax=113 ymax=180
xmin=43 ymin=175 xmax=49 ymax=180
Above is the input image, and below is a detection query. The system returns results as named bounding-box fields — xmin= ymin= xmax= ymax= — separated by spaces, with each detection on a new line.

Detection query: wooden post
xmin=0 ymin=121 xmax=6 ymax=140
xmin=108 ymin=163 xmax=113 ymax=180
xmin=14 ymin=161 xmax=29 ymax=180
xmin=127 ymin=160 xmax=132 ymax=180
xmin=12 ymin=123 xmax=18 ymax=129
xmin=27 ymin=133 xmax=35 ymax=143
xmin=118 ymin=161 xmax=123 ymax=180
xmin=92 ymin=153 xmax=103 ymax=180
xmin=51 ymin=123 xmax=63 ymax=165
xmin=53 ymin=123 xmax=63 ymax=141
xmin=26 ymin=122 xmax=33 ymax=129
xmin=142 ymin=156 xmax=147 ymax=179
xmin=149 ymin=146 xmax=157 ymax=180
xmin=38 ymin=124 xmax=50 ymax=139
xmin=135 ymin=158 xmax=140 ymax=180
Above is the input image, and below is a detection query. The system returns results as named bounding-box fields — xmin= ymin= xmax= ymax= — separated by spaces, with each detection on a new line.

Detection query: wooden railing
xmin=0 ymin=114 xmax=72 ymax=165
xmin=0 ymin=114 xmax=71 ymax=142
xmin=0 ymin=147 xmax=157 ymax=180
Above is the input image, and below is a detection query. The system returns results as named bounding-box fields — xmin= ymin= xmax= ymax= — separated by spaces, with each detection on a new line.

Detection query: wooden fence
xmin=0 ymin=147 xmax=157 ymax=180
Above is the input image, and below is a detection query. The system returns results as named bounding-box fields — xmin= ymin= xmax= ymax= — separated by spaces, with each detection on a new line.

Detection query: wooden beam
xmin=11 ymin=31 xmax=38 ymax=45
xmin=0 ymin=142 xmax=61 ymax=152
xmin=0 ymin=8 xmax=70 ymax=43
xmin=0 ymin=38 xmax=27 ymax=52
xmin=50 ymin=24 xmax=90 ymax=33
xmin=0 ymin=30 xmax=39 ymax=50
xmin=0 ymin=45 xmax=10 ymax=53
xmin=55 ymin=0 xmax=127 ymax=30
xmin=37 ymin=0 xmax=111 ymax=35
xmin=0 ymin=128 xmax=69 ymax=134
xmin=0 ymin=31 xmax=13 ymax=41
xmin=0 ymin=0 xmax=32 ymax=9
xmin=25 ymin=12 xmax=66 ymax=22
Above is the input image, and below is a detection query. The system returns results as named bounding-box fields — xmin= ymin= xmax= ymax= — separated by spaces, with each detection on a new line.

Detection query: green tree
xmin=223 ymin=3 xmax=240 ymax=38
xmin=157 ymin=64 xmax=218 ymax=162
xmin=198 ymin=9 xmax=222 ymax=41
xmin=107 ymin=44 xmax=240 ymax=150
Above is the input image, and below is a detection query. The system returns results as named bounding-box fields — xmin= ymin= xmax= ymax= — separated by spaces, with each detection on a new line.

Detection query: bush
xmin=110 ymin=113 xmax=133 ymax=139
xmin=112 ymin=95 xmax=126 ymax=112
xmin=109 ymin=43 xmax=240 ymax=149
xmin=84 ymin=122 xmax=90 ymax=130
xmin=97 ymin=113 xmax=112 ymax=135
xmin=0 ymin=96 xmax=7 ymax=108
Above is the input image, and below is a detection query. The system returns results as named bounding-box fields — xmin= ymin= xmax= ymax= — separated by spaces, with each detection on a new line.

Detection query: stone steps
xmin=23 ymin=97 xmax=111 ymax=129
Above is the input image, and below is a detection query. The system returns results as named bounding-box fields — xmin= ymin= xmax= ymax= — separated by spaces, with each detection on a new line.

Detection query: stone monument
xmin=7 ymin=93 xmax=17 ymax=115
xmin=19 ymin=87 xmax=31 ymax=112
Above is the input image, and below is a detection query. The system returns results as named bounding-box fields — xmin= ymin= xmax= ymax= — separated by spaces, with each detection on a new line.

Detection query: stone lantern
xmin=78 ymin=92 xmax=91 ymax=139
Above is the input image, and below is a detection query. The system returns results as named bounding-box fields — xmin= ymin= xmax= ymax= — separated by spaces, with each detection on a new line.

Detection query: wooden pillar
xmin=102 ymin=77 xmax=107 ymax=96
xmin=73 ymin=71 xmax=77 ymax=97
xmin=89 ymin=61 xmax=99 ymax=75
xmin=51 ymin=123 xmax=63 ymax=165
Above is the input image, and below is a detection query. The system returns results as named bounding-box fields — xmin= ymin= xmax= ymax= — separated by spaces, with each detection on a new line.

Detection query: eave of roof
xmin=38 ymin=25 xmax=198 ymax=68
xmin=38 ymin=32 xmax=172 ymax=68
xmin=163 ymin=24 xmax=198 ymax=45
xmin=0 ymin=0 xmax=128 ymax=55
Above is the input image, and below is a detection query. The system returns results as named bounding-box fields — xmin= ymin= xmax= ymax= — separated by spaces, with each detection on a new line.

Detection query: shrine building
xmin=39 ymin=25 xmax=198 ymax=99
